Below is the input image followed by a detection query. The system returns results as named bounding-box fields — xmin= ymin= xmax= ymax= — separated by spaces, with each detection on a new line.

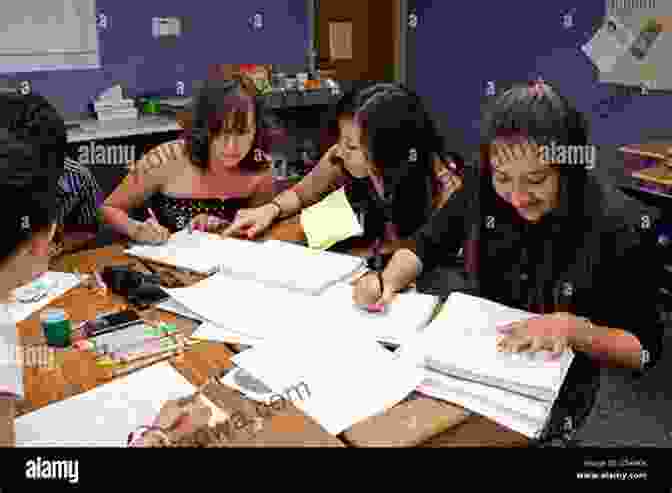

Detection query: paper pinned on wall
xmin=300 ymin=187 xmax=363 ymax=250
xmin=581 ymin=16 xmax=632 ymax=73
xmin=329 ymin=21 xmax=353 ymax=60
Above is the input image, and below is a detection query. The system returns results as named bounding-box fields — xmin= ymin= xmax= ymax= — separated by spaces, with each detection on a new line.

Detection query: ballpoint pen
xmin=365 ymin=254 xmax=385 ymax=313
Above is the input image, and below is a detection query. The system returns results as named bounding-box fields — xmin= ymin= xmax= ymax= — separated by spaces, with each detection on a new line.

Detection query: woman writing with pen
xmin=222 ymin=83 xmax=464 ymax=256
xmin=100 ymin=75 xmax=282 ymax=244
xmin=352 ymin=80 xmax=664 ymax=444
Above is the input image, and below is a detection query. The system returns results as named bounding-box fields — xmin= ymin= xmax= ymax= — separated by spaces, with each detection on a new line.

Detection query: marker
xmin=147 ymin=208 xmax=159 ymax=223
xmin=92 ymin=270 xmax=107 ymax=291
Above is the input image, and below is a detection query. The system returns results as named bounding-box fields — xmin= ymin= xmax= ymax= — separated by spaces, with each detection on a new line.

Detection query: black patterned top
xmin=150 ymin=192 xmax=251 ymax=233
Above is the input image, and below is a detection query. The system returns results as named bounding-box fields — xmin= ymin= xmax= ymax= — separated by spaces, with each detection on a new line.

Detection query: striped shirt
xmin=55 ymin=158 xmax=103 ymax=229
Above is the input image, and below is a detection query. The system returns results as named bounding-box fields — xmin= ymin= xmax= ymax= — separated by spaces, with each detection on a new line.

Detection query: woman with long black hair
xmin=352 ymin=79 xmax=664 ymax=444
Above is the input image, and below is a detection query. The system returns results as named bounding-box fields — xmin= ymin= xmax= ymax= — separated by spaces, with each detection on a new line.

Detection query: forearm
xmin=382 ymin=248 xmax=423 ymax=292
xmin=571 ymin=324 xmax=643 ymax=370
xmin=100 ymin=205 xmax=138 ymax=237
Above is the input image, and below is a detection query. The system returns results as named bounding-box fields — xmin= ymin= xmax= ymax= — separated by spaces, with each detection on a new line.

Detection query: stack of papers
xmin=300 ymin=187 xmax=363 ymax=250
xmin=402 ymin=292 xmax=575 ymax=439
xmin=231 ymin=332 xmax=423 ymax=435
xmin=163 ymin=275 xmax=438 ymax=346
xmin=14 ymin=363 xmax=225 ymax=446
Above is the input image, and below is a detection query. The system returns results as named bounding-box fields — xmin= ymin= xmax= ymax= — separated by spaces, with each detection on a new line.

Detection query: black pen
xmin=365 ymin=254 xmax=385 ymax=312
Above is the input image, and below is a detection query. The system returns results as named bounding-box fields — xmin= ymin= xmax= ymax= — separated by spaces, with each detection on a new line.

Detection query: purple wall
xmin=414 ymin=0 xmax=672 ymax=152
xmin=7 ymin=0 xmax=308 ymax=119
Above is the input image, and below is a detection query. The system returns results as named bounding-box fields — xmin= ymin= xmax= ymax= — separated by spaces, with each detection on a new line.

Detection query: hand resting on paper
xmin=189 ymin=214 xmax=229 ymax=233
xmin=220 ymin=204 xmax=279 ymax=239
xmin=496 ymin=312 xmax=586 ymax=360
xmin=132 ymin=395 xmax=213 ymax=446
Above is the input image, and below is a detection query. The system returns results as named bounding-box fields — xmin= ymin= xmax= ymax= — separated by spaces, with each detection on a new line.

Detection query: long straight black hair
xmin=328 ymin=83 xmax=463 ymax=238
xmin=474 ymin=80 xmax=595 ymax=313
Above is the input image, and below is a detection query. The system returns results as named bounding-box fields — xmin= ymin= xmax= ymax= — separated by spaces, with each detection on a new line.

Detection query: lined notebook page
xmin=423 ymin=292 xmax=574 ymax=396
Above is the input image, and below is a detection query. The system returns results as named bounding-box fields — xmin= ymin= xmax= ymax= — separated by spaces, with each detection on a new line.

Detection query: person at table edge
xmin=100 ymin=75 xmax=280 ymax=244
xmin=352 ymin=80 xmax=664 ymax=444
xmin=0 ymin=92 xmax=66 ymax=446
xmin=222 ymin=83 xmax=463 ymax=257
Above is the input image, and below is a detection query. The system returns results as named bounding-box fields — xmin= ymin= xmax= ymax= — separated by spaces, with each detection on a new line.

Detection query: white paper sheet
xmin=318 ymin=283 xmax=438 ymax=345
xmin=4 ymin=272 xmax=81 ymax=323
xmin=125 ymin=230 xmax=262 ymax=275
xmin=225 ymin=240 xmax=364 ymax=294
xmin=0 ymin=305 xmax=22 ymax=398
xmin=163 ymin=274 xmax=318 ymax=341
xmin=232 ymin=333 xmax=424 ymax=435
xmin=15 ymin=362 xmax=204 ymax=446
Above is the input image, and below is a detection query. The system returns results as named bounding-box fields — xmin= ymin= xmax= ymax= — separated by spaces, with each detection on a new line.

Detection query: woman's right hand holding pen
xmin=128 ymin=208 xmax=170 ymax=245
xmin=351 ymin=249 xmax=423 ymax=310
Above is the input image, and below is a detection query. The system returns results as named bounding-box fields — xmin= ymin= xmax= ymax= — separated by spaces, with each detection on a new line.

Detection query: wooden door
xmin=317 ymin=0 xmax=397 ymax=82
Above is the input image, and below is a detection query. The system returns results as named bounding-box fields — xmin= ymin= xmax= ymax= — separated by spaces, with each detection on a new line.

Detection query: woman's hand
xmin=135 ymin=396 xmax=213 ymax=446
xmin=351 ymin=271 xmax=398 ymax=310
xmin=220 ymin=203 xmax=279 ymax=239
xmin=496 ymin=312 xmax=587 ymax=359
xmin=189 ymin=214 xmax=228 ymax=233
xmin=129 ymin=218 xmax=171 ymax=245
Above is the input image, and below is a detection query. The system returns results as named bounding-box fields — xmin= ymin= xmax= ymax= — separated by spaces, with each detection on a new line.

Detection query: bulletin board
xmin=598 ymin=2 xmax=672 ymax=90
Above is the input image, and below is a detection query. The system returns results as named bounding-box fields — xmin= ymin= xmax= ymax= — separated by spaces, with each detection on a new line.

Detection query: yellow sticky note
xmin=300 ymin=187 xmax=363 ymax=250
xmin=639 ymin=63 xmax=657 ymax=85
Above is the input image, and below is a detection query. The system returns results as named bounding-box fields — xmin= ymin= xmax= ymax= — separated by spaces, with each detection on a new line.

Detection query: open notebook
xmin=124 ymin=230 xmax=262 ymax=275
xmin=420 ymin=292 xmax=575 ymax=403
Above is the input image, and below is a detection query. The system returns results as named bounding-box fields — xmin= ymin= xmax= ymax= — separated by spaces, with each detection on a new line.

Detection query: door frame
xmin=307 ymin=0 xmax=415 ymax=87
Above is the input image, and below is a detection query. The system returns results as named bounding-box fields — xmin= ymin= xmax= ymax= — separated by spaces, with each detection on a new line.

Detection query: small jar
xmin=40 ymin=309 xmax=72 ymax=348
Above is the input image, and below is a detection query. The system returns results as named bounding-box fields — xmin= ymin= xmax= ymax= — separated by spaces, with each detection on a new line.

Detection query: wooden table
xmin=3 ymin=217 xmax=528 ymax=448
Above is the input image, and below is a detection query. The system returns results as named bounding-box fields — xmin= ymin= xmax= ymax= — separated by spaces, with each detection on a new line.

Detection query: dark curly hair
xmin=182 ymin=75 xmax=284 ymax=172
xmin=0 ymin=91 xmax=66 ymax=261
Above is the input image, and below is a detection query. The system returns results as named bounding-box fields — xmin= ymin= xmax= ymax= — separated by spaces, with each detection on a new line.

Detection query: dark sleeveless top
xmin=150 ymin=192 xmax=252 ymax=233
